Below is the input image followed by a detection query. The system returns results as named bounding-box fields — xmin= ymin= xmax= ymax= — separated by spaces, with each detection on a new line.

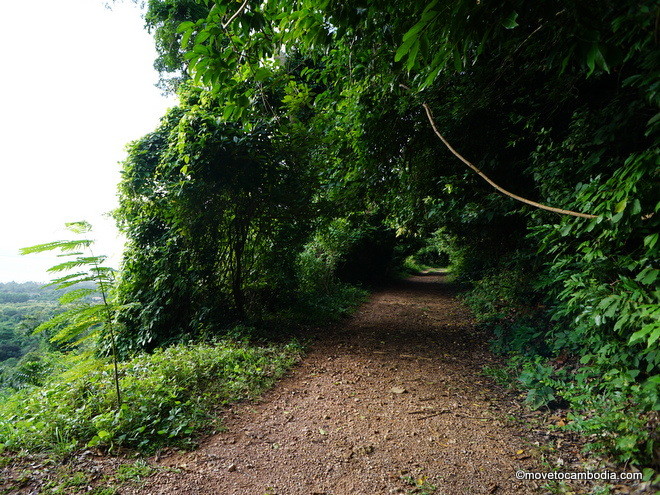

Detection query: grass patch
xmin=0 ymin=339 xmax=302 ymax=455
xmin=115 ymin=459 xmax=153 ymax=482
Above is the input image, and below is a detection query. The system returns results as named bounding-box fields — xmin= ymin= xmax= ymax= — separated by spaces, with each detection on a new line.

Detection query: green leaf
xmin=614 ymin=199 xmax=627 ymax=213
xmin=47 ymin=258 xmax=106 ymax=273
xmin=402 ymin=20 xmax=424 ymax=42
xmin=406 ymin=41 xmax=420 ymax=71
xmin=395 ymin=36 xmax=416 ymax=63
xmin=253 ymin=67 xmax=271 ymax=81
xmin=223 ymin=104 xmax=235 ymax=120
xmin=502 ymin=11 xmax=518 ymax=29
xmin=579 ymin=354 xmax=593 ymax=364
xmin=635 ymin=267 xmax=658 ymax=285
xmin=177 ymin=21 xmax=195 ymax=33
xmin=611 ymin=210 xmax=624 ymax=223
xmin=586 ymin=47 xmax=596 ymax=75
xmin=181 ymin=29 xmax=193 ymax=48
xmin=453 ymin=49 xmax=463 ymax=71
xmin=97 ymin=430 xmax=112 ymax=441
xmin=195 ymin=30 xmax=211 ymax=45
xmin=58 ymin=288 xmax=97 ymax=305
xmin=422 ymin=0 xmax=440 ymax=14
xmin=585 ymin=44 xmax=605 ymax=76
xmin=615 ymin=435 xmax=638 ymax=452
xmin=65 ymin=221 xmax=92 ymax=234
xmin=643 ymin=233 xmax=658 ymax=250
xmin=20 ymin=240 xmax=93 ymax=255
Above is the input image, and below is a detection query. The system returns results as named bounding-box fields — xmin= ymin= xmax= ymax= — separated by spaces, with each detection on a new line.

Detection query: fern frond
xmin=91 ymin=265 xmax=115 ymax=275
xmin=34 ymin=305 xmax=107 ymax=343
xmin=58 ymin=288 xmax=97 ymax=305
xmin=47 ymin=257 xmax=107 ymax=273
xmin=33 ymin=310 xmax=79 ymax=334
xmin=20 ymin=240 xmax=93 ymax=255
xmin=45 ymin=272 xmax=93 ymax=289
xmin=57 ymin=352 xmax=110 ymax=384
xmin=50 ymin=308 xmax=106 ymax=344
xmin=65 ymin=221 xmax=93 ymax=235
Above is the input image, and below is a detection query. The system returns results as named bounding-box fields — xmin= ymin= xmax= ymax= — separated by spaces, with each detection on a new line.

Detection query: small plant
xmin=400 ymin=474 xmax=437 ymax=494
xmin=43 ymin=470 xmax=90 ymax=494
xmin=518 ymin=358 xmax=561 ymax=410
xmin=21 ymin=221 xmax=122 ymax=409
xmin=89 ymin=488 xmax=118 ymax=495
xmin=482 ymin=364 xmax=518 ymax=388
xmin=115 ymin=459 xmax=153 ymax=482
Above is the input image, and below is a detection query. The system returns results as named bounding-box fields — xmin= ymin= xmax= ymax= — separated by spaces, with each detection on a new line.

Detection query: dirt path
xmin=133 ymin=273 xmax=543 ymax=494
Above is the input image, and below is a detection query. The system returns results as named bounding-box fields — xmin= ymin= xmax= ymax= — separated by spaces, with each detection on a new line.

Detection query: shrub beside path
xmin=134 ymin=273 xmax=547 ymax=494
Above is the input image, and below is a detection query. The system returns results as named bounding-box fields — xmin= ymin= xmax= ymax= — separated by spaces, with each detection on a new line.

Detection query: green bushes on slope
xmin=0 ymin=340 xmax=301 ymax=454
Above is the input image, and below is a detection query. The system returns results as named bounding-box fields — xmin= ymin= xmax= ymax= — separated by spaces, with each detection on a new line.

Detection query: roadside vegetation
xmin=0 ymin=340 xmax=302 ymax=455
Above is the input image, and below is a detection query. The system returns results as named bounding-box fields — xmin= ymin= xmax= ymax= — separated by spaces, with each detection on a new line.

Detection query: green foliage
xmin=144 ymin=0 xmax=210 ymax=93
xmin=463 ymin=266 xmax=536 ymax=324
xmin=0 ymin=283 xmax=73 ymax=348
xmin=400 ymin=473 xmax=438 ymax=495
xmin=562 ymin=381 xmax=658 ymax=464
xmin=130 ymin=0 xmax=660 ymax=468
xmin=0 ymin=340 xmax=301 ymax=454
xmin=296 ymin=218 xmax=356 ymax=296
xmin=42 ymin=470 xmax=91 ymax=494
xmin=1 ymin=350 xmax=67 ymax=390
xmin=0 ymin=284 xmax=65 ymax=389
xmin=114 ymin=86 xmax=315 ymax=352
xmin=0 ymin=264 xmax=117 ymax=400
xmin=410 ymin=246 xmax=449 ymax=269
xmin=20 ymin=221 xmax=123 ymax=408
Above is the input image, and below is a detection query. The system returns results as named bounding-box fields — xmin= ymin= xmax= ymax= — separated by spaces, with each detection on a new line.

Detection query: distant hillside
xmin=0 ymin=281 xmax=98 ymax=389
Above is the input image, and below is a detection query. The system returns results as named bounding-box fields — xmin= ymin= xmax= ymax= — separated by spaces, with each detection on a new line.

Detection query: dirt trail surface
xmin=131 ymin=273 xmax=544 ymax=494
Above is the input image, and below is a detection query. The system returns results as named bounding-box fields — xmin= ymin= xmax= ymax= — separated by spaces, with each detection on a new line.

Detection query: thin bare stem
xmin=223 ymin=0 xmax=250 ymax=29
xmin=99 ymin=279 xmax=122 ymax=410
xmin=91 ymin=250 xmax=122 ymax=410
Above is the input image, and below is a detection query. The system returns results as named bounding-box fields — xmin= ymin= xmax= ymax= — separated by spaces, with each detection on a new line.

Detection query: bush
xmin=0 ymin=340 xmax=301 ymax=454
xmin=465 ymin=251 xmax=659 ymax=467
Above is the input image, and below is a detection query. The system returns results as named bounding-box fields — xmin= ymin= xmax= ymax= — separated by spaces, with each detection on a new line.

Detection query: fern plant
xmin=20 ymin=221 xmax=122 ymax=408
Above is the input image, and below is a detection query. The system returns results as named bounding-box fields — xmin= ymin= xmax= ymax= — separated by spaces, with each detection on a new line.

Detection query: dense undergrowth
xmin=0 ymin=271 xmax=368 ymax=459
xmin=460 ymin=251 xmax=659 ymax=472
xmin=0 ymin=339 xmax=302 ymax=456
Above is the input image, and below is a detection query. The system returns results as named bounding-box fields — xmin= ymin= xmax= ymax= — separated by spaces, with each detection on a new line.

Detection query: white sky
xmin=0 ymin=0 xmax=176 ymax=282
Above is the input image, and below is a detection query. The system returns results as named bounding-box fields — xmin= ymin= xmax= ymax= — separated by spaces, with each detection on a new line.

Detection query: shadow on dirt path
xmin=133 ymin=274 xmax=544 ymax=494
